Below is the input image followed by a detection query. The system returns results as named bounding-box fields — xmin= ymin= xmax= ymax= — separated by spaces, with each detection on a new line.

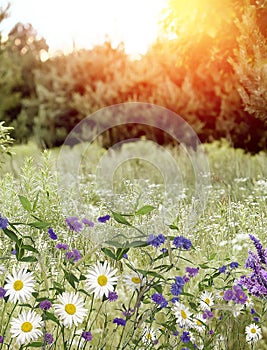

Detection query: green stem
xmin=0 ymin=301 xmax=18 ymax=350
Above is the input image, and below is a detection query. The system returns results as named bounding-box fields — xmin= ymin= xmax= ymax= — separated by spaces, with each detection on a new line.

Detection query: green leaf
xmin=27 ymin=342 xmax=43 ymax=348
xmin=45 ymin=311 xmax=60 ymax=325
xmin=19 ymin=256 xmax=38 ymax=262
xmin=3 ymin=228 xmax=19 ymax=244
xmin=22 ymin=245 xmax=38 ymax=254
xmin=32 ymin=191 xmax=40 ymax=211
xmin=18 ymin=195 xmax=32 ymax=212
xmin=29 ymin=221 xmax=50 ymax=229
xmin=115 ymin=247 xmax=130 ymax=261
xmin=101 ymin=247 xmax=116 ymax=260
xmin=64 ymin=270 xmax=79 ymax=289
xmin=135 ymin=205 xmax=155 ymax=215
xmin=112 ymin=212 xmax=131 ymax=226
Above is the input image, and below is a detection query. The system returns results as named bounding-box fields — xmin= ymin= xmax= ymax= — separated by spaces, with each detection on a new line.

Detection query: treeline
xmin=0 ymin=1 xmax=266 ymax=152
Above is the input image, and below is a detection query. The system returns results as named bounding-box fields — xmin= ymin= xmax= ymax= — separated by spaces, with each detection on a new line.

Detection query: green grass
xmin=0 ymin=140 xmax=267 ymax=349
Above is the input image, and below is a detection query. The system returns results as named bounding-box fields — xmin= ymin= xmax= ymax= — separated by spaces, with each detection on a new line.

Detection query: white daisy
xmin=86 ymin=261 xmax=118 ymax=299
xmin=173 ymin=302 xmax=192 ymax=328
xmin=199 ymin=291 xmax=214 ymax=310
xmin=10 ymin=310 xmax=42 ymax=345
xmin=54 ymin=292 xmax=88 ymax=328
xmin=142 ymin=327 xmax=157 ymax=345
xmin=4 ymin=267 xmax=35 ymax=303
xmin=192 ymin=313 xmax=206 ymax=333
xmin=123 ymin=273 xmax=145 ymax=291
xmin=245 ymin=323 xmax=262 ymax=343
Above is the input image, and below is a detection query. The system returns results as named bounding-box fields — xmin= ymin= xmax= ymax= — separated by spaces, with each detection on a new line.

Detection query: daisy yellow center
xmin=251 ymin=328 xmax=256 ymax=334
xmin=146 ymin=333 xmax=152 ymax=340
xmin=21 ymin=322 xmax=33 ymax=333
xmin=13 ymin=280 xmax=24 ymax=291
xmin=181 ymin=310 xmax=187 ymax=319
xmin=196 ymin=320 xmax=202 ymax=326
xmin=131 ymin=277 xmax=141 ymax=284
xmin=205 ymin=298 xmax=210 ymax=304
xmin=97 ymin=275 xmax=108 ymax=286
xmin=65 ymin=303 xmax=76 ymax=315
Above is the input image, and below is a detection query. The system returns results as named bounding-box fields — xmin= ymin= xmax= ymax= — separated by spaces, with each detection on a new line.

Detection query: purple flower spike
xmin=66 ymin=216 xmax=83 ymax=232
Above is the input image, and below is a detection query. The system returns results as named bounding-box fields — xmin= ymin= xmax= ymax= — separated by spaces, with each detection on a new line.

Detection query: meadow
xmin=0 ymin=140 xmax=267 ymax=349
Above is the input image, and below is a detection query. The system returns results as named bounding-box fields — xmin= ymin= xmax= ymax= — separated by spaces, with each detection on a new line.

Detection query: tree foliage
xmin=0 ymin=1 xmax=266 ymax=152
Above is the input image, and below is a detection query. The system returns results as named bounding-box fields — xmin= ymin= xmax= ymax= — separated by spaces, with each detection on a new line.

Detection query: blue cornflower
xmin=82 ymin=331 xmax=93 ymax=341
xmin=180 ymin=331 xmax=190 ymax=343
xmin=173 ymin=236 xmax=192 ymax=250
xmin=98 ymin=215 xmax=110 ymax=223
xmin=0 ymin=288 xmax=6 ymax=298
xmin=11 ymin=249 xmax=17 ymax=255
xmin=66 ymin=216 xmax=83 ymax=232
xmin=254 ymin=317 xmax=259 ymax=323
xmin=113 ymin=318 xmax=126 ymax=326
xmin=148 ymin=234 xmax=166 ymax=248
xmin=230 ymin=261 xmax=239 ymax=269
xmin=48 ymin=228 xmax=57 ymax=240
xmin=219 ymin=265 xmax=227 ymax=273
xmin=151 ymin=293 xmax=168 ymax=308
xmin=171 ymin=276 xmax=185 ymax=296
xmin=0 ymin=214 xmax=8 ymax=230
xmin=39 ymin=300 xmax=52 ymax=310
xmin=107 ymin=291 xmax=118 ymax=302
xmin=45 ymin=333 xmax=54 ymax=344
xmin=250 ymin=308 xmax=256 ymax=315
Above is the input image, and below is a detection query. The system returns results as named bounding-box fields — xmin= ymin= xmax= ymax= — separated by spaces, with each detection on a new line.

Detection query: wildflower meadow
xmin=0 ymin=131 xmax=267 ymax=350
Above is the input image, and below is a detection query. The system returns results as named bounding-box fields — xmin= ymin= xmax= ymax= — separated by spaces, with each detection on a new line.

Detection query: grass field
xmin=0 ymin=140 xmax=267 ymax=349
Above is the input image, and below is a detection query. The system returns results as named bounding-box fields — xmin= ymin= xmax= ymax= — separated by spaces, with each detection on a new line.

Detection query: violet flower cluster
xmin=238 ymin=235 xmax=267 ymax=297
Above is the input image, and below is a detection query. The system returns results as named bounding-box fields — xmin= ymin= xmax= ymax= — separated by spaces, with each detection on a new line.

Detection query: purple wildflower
xmin=56 ymin=243 xmax=68 ymax=250
xmin=107 ymin=291 xmax=118 ymax=302
xmin=254 ymin=317 xmax=259 ymax=322
xmin=180 ymin=331 xmax=190 ymax=343
xmin=203 ymin=310 xmax=213 ymax=319
xmin=219 ymin=265 xmax=227 ymax=273
xmin=66 ymin=216 xmax=83 ymax=232
xmin=151 ymin=293 xmax=168 ymax=308
xmin=0 ymin=288 xmax=6 ymax=298
xmin=230 ymin=261 xmax=239 ymax=269
xmin=66 ymin=248 xmax=82 ymax=262
xmin=173 ymin=236 xmax=192 ymax=250
xmin=0 ymin=336 xmax=3 ymax=344
xmin=250 ymin=308 xmax=256 ymax=314
xmin=224 ymin=289 xmax=234 ymax=301
xmin=148 ymin=234 xmax=166 ymax=248
xmin=82 ymin=218 xmax=94 ymax=227
xmin=122 ymin=308 xmax=134 ymax=318
xmin=48 ymin=228 xmax=57 ymax=240
xmin=185 ymin=266 xmax=199 ymax=278
xmin=40 ymin=300 xmax=52 ymax=311
xmin=171 ymin=276 xmax=185 ymax=296
xmin=98 ymin=215 xmax=110 ymax=223
xmin=113 ymin=318 xmax=126 ymax=326
xmin=249 ymin=234 xmax=266 ymax=265
xmin=232 ymin=285 xmax=247 ymax=304
xmin=0 ymin=214 xmax=8 ymax=230
xmin=82 ymin=331 xmax=93 ymax=341
xmin=45 ymin=333 xmax=54 ymax=344
xmin=11 ymin=249 xmax=16 ymax=255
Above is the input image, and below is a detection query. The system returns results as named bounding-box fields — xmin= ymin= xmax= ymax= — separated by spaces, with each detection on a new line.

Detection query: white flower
xmin=123 ymin=273 xmax=145 ymax=291
xmin=54 ymin=292 xmax=88 ymax=328
xmin=86 ymin=261 xmax=118 ymax=298
xmin=199 ymin=291 xmax=214 ymax=310
xmin=173 ymin=302 xmax=192 ymax=327
xmin=245 ymin=323 xmax=262 ymax=343
xmin=142 ymin=327 xmax=157 ymax=345
xmin=192 ymin=313 xmax=206 ymax=333
xmin=231 ymin=302 xmax=244 ymax=317
xmin=10 ymin=310 xmax=42 ymax=345
xmin=4 ymin=267 xmax=35 ymax=303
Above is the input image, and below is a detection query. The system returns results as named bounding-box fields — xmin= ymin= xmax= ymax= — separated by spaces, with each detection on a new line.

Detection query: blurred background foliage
xmin=0 ymin=0 xmax=266 ymax=152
